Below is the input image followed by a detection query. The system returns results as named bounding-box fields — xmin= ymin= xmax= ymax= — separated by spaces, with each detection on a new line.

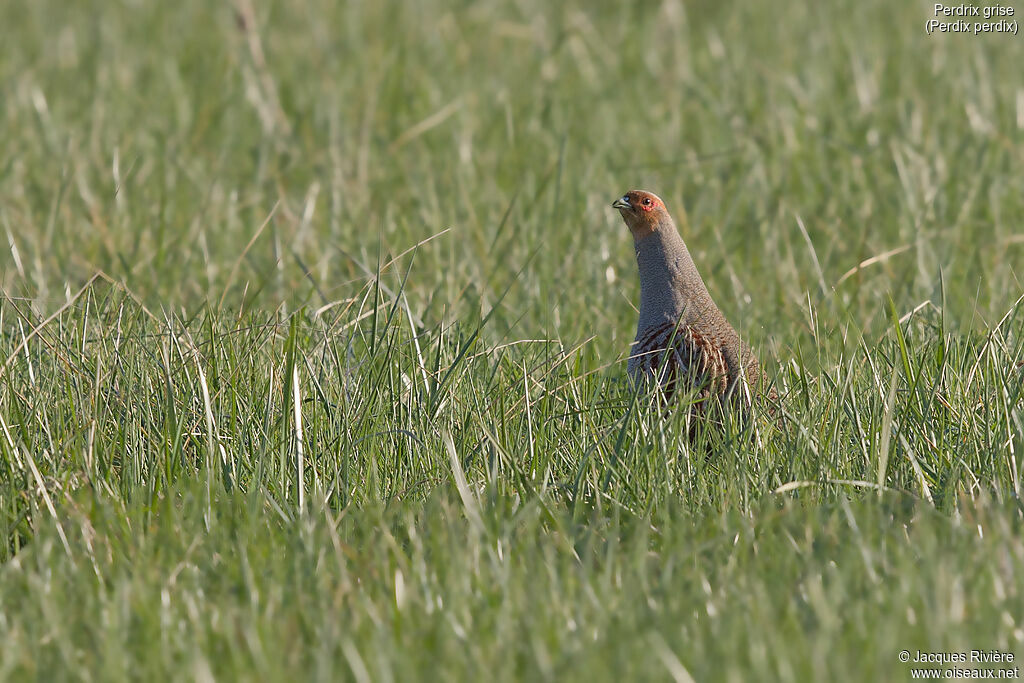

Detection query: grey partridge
xmin=612 ymin=190 xmax=769 ymax=418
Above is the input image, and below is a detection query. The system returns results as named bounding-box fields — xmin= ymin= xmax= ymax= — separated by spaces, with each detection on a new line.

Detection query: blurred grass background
xmin=1 ymin=0 xmax=1023 ymax=680
xmin=4 ymin=0 xmax=1022 ymax=342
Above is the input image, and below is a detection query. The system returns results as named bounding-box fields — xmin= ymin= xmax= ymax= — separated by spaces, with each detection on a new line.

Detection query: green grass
xmin=1 ymin=0 xmax=1023 ymax=680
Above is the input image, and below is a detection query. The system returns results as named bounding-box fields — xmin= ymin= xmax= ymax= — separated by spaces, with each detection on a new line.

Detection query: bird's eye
xmin=642 ymin=197 xmax=652 ymax=206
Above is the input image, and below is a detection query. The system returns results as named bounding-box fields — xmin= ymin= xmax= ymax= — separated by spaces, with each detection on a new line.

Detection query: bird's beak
xmin=611 ymin=197 xmax=630 ymax=211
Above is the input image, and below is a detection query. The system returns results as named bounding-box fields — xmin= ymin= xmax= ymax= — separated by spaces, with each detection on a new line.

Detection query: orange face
xmin=611 ymin=190 xmax=668 ymax=239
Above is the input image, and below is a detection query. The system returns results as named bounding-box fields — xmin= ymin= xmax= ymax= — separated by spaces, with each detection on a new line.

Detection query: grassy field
xmin=2 ymin=0 xmax=1023 ymax=680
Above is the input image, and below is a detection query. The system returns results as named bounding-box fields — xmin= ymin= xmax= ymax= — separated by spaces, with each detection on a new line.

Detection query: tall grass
xmin=1 ymin=0 xmax=1023 ymax=679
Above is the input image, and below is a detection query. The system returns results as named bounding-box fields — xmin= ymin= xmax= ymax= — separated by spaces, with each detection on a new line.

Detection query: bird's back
xmin=628 ymin=219 xmax=766 ymax=408
xmin=628 ymin=303 xmax=764 ymax=407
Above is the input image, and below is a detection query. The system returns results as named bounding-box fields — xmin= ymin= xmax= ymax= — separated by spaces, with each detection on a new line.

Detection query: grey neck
xmin=634 ymin=222 xmax=717 ymax=331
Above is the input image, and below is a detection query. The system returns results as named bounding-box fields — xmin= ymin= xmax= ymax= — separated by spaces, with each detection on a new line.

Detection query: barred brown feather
xmin=628 ymin=321 xmax=729 ymax=409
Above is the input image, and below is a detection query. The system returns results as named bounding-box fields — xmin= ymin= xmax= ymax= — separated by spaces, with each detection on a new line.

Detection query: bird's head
xmin=611 ymin=190 xmax=670 ymax=239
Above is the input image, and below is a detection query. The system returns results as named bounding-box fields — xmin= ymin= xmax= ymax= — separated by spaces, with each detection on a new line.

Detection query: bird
xmin=611 ymin=189 xmax=770 ymax=423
